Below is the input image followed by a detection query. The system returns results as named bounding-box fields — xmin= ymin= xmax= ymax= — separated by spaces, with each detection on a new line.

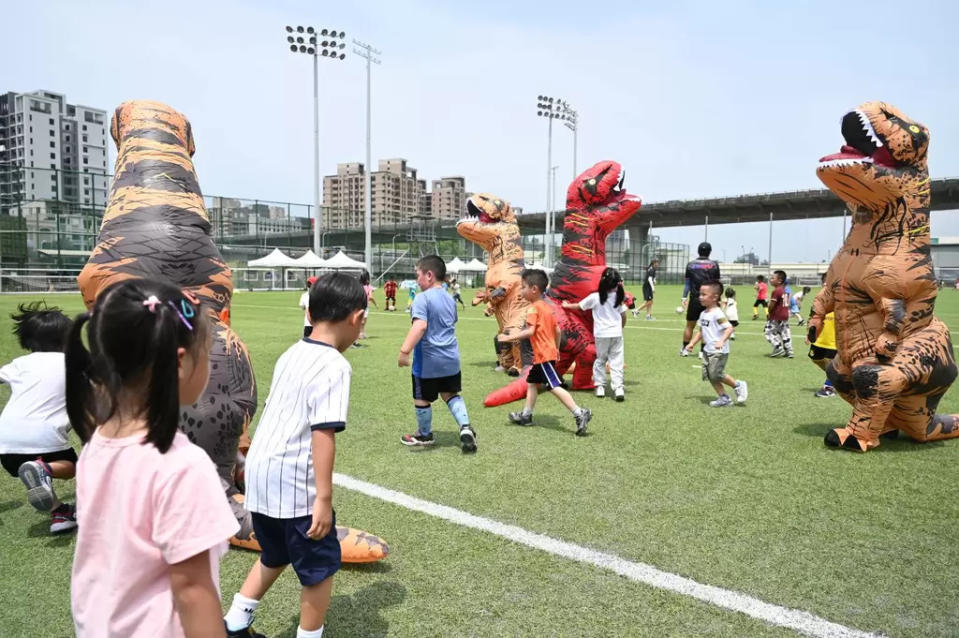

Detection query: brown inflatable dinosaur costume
xmin=811 ymin=101 xmax=959 ymax=451
xmin=456 ymin=193 xmax=530 ymax=375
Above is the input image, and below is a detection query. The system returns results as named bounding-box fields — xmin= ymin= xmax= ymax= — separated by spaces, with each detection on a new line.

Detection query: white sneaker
xmin=493 ymin=365 xmax=506 ymax=372
xmin=614 ymin=387 xmax=625 ymax=402
xmin=710 ymin=395 xmax=733 ymax=407
xmin=595 ymin=386 xmax=606 ymax=398
xmin=734 ymin=380 xmax=748 ymax=403
xmin=679 ymin=348 xmax=690 ymax=357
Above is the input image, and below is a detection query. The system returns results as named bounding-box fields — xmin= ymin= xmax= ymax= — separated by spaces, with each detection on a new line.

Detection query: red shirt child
xmin=768 ymin=283 xmax=789 ymax=321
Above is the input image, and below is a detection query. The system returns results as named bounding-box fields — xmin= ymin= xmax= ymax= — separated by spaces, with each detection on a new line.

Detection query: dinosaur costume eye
xmin=909 ymin=125 xmax=920 ymax=134
xmin=588 ymin=179 xmax=596 ymax=185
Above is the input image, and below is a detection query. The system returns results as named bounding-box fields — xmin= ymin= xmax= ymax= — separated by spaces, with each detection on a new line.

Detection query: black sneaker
xmin=401 ymin=432 xmax=435 ymax=446
xmin=459 ymin=426 xmax=477 ymax=453
xmin=574 ymin=408 xmax=592 ymax=436
xmin=508 ymin=411 xmax=533 ymax=426
xmin=226 ymin=623 xmax=267 ymax=638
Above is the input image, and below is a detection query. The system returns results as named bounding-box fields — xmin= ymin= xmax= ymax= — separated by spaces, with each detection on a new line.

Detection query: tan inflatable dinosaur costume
xmin=811 ymin=101 xmax=959 ymax=451
xmin=456 ymin=193 xmax=530 ymax=375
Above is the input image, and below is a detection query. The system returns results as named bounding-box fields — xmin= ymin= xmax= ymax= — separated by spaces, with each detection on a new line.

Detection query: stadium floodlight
xmin=283 ymin=24 xmax=347 ymax=253
xmin=353 ymin=38 xmax=382 ymax=277
xmin=536 ymin=95 xmax=571 ymax=267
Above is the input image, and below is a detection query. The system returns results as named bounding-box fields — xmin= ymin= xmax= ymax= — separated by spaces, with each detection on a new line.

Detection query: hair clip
xmin=167 ymin=301 xmax=194 ymax=331
xmin=142 ymin=295 xmax=161 ymax=313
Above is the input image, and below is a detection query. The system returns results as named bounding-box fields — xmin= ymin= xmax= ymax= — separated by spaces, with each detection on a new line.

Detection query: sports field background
xmin=1 ymin=285 xmax=958 ymax=637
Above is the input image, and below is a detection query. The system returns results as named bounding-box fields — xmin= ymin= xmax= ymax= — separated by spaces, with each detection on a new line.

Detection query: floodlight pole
xmin=312 ymin=52 xmax=320 ymax=255
xmin=546 ymin=116 xmax=553 ymax=267
xmin=354 ymin=39 xmax=381 ymax=276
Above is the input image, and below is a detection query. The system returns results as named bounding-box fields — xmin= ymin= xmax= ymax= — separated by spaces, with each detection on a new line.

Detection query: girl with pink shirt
xmin=65 ymin=279 xmax=239 ymax=638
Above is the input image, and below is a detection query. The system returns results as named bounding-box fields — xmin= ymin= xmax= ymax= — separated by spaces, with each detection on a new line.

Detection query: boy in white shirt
xmin=0 ymin=302 xmax=77 ymax=534
xmin=722 ymin=287 xmax=739 ymax=340
xmin=683 ymin=281 xmax=748 ymax=407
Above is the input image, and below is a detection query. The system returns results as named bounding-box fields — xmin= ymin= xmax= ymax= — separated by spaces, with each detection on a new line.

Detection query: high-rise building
xmin=323 ymin=158 xmax=427 ymax=229
xmin=0 ymin=90 xmax=109 ymax=216
xmin=430 ymin=176 xmax=467 ymax=221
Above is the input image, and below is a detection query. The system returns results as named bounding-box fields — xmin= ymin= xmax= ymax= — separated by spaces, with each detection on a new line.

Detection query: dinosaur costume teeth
xmin=811 ymin=100 xmax=958 ymax=451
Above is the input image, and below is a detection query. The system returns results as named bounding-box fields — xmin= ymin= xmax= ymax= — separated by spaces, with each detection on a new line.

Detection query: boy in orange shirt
xmin=499 ymin=270 xmax=592 ymax=436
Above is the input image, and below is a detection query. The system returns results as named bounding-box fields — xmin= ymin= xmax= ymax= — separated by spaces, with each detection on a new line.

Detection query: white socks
xmin=224 ymin=593 xmax=260 ymax=631
xmin=297 ymin=626 xmax=324 ymax=638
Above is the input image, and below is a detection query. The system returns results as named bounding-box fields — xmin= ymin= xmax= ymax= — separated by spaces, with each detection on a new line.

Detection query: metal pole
xmin=312 ymin=51 xmax=321 ymax=255
xmin=364 ymin=51 xmax=372 ymax=275
xmin=545 ymin=116 xmax=553 ymax=267
xmin=768 ymin=211 xmax=774 ymax=268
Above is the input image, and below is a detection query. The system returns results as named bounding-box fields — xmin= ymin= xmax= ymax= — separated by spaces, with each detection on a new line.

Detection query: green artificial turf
xmin=1 ymin=285 xmax=958 ymax=637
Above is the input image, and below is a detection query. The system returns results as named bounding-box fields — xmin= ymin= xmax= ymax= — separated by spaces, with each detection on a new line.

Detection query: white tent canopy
xmin=323 ymin=251 xmax=368 ymax=270
xmin=447 ymin=257 xmax=466 ymax=273
xmin=461 ymin=258 xmax=488 ymax=272
xmin=247 ymin=248 xmax=299 ymax=268
xmin=294 ymin=249 xmax=327 ymax=268
xmin=524 ymin=261 xmax=554 ymax=274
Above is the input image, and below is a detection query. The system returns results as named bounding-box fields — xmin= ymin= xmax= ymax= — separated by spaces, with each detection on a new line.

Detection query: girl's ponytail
xmin=143 ymin=301 xmax=184 ymax=453
xmin=65 ymin=312 xmax=95 ymax=443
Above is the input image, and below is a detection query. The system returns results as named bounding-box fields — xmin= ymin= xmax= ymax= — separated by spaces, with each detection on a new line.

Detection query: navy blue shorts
xmin=251 ymin=511 xmax=341 ymax=586
xmin=527 ymin=361 xmax=563 ymax=390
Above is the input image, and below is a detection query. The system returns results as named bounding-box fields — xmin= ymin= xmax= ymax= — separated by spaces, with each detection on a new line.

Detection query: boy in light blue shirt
xmin=397 ymin=255 xmax=476 ymax=453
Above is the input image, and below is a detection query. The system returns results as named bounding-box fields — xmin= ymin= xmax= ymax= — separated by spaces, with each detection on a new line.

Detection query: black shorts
xmin=386 ymin=295 xmax=395 ymax=302
xmin=0 ymin=448 xmax=78 ymax=477
xmin=808 ymin=345 xmax=837 ymax=361
xmin=686 ymin=297 xmax=705 ymax=322
xmin=527 ymin=361 xmax=563 ymax=390
xmin=730 ymin=320 xmax=740 ymax=327
xmin=412 ymin=372 xmax=462 ymax=402
xmin=642 ymin=285 xmax=654 ymax=301
xmin=753 ymin=299 xmax=768 ymax=307
xmin=251 ymin=511 xmax=341 ymax=587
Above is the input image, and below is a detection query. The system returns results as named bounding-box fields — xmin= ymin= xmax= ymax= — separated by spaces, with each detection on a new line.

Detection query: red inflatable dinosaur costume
xmin=485 ymin=161 xmax=641 ymax=406
xmin=811 ymin=101 xmax=959 ymax=451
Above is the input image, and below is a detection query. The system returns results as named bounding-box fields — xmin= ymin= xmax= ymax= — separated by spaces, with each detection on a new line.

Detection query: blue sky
xmin=10 ymin=0 xmax=959 ymax=261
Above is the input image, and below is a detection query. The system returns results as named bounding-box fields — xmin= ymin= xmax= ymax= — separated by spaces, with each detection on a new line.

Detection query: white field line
xmin=334 ymin=472 xmax=883 ymax=638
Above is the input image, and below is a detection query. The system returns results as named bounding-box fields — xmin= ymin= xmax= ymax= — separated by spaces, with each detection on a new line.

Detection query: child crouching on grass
xmin=502 ymin=269 xmax=592 ymax=435
xmin=224 ymin=272 xmax=367 ymax=638
xmin=0 ymin=302 xmax=77 ymax=534
xmin=683 ymin=281 xmax=748 ymax=407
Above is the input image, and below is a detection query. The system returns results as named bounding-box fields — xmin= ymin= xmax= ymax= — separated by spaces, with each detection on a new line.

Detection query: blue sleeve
xmin=411 ymin=291 xmax=429 ymax=322
xmin=683 ymin=279 xmax=691 ymax=298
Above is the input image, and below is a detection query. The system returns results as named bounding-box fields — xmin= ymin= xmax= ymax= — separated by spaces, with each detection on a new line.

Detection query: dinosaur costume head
xmin=817 ymin=101 xmax=930 ymax=216
xmin=456 ymin=193 xmax=517 ymax=253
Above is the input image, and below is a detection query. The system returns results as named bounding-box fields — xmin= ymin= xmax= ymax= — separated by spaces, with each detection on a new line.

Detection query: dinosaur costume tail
xmin=484 ymin=373 xmax=530 ymax=407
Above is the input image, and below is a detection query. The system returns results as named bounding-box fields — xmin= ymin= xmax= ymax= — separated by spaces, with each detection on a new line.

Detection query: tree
xmin=733 ymin=252 xmax=760 ymax=266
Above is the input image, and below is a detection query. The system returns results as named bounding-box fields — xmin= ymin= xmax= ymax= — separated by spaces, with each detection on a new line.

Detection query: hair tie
xmin=142 ymin=295 xmax=161 ymax=313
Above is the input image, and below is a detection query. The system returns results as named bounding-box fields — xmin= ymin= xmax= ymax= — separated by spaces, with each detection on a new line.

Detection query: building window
xmin=82 ymin=135 xmax=87 ymax=142
xmin=49 ymin=118 xmax=54 ymax=125
xmin=83 ymin=158 xmax=88 ymax=164
xmin=50 ymin=153 xmax=55 ymax=159
xmin=82 ymin=125 xmax=87 ymax=131
xmin=50 ymin=141 xmax=55 ymax=148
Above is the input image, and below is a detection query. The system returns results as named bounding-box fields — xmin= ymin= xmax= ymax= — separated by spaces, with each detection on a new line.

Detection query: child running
xmin=451 ymin=278 xmax=466 ymax=310
xmin=752 ymin=275 xmax=768 ymax=320
xmin=791 ymin=286 xmax=810 ymax=326
xmin=722 ymin=287 xmax=739 ymax=340
xmin=562 ymin=267 xmax=627 ymax=401
xmin=502 ymin=269 xmax=593 ymax=435
xmin=683 ymin=281 xmax=748 ymax=407
xmin=66 ymin=279 xmax=239 ymax=638
xmin=765 ymin=270 xmax=794 ymax=358
xmin=0 ymin=302 xmax=77 ymax=534
xmin=384 ymin=276 xmax=398 ymax=311
xmin=224 ymin=272 xmax=367 ymax=638
xmin=807 ymin=310 xmax=838 ymax=398
xmin=398 ymin=256 xmax=477 ymax=453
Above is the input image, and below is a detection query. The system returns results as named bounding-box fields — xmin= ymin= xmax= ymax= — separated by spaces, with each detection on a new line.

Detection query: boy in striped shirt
xmin=224 ymin=272 xmax=366 ymax=638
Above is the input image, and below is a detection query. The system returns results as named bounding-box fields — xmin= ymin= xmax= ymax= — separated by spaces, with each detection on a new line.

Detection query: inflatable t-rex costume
xmin=485 ymin=161 xmax=641 ymax=406
xmin=78 ymin=102 xmax=389 ymax=562
xmin=456 ymin=193 xmax=530 ymax=375
xmin=810 ymin=101 xmax=959 ymax=451
xmin=78 ymin=100 xmax=258 ymax=539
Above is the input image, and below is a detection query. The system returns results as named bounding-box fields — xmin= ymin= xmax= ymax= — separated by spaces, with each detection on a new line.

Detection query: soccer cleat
xmin=734 ymin=380 xmax=748 ymax=404
xmin=226 ymin=624 xmax=267 ymax=638
xmin=710 ymin=395 xmax=733 ymax=407
xmin=631 ymin=309 xmax=640 ymax=318
xmin=679 ymin=348 xmax=690 ymax=357
xmin=508 ymin=411 xmax=533 ymax=426
xmin=574 ymin=408 xmax=592 ymax=436
xmin=797 ymin=318 xmax=805 ymax=326
xmin=459 ymin=426 xmax=477 ymax=453
xmin=400 ymin=432 xmax=435 ymax=447
xmin=815 ymin=385 xmax=836 ymax=398
xmin=50 ymin=503 xmax=77 ymax=534
xmin=18 ymin=459 xmax=57 ymax=512
xmin=786 ymin=352 xmax=794 ymax=358
xmin=768 ymin=348 xmax=785 ymax=358
xmin=595 ymin=386 xmax=606 ymax=398
xmin=614 ymin=387 xmax=625 ymax=402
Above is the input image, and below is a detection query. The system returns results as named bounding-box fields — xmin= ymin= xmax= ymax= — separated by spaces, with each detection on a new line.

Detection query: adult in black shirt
xmin=681 ymin=242 xmax=720 ymax=354
xmin=634 ymin=258 xmax=659 ymax=319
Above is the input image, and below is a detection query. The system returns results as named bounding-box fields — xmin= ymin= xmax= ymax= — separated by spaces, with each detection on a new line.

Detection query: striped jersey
xmin=244 ymin=338 xmax=351 ymax=519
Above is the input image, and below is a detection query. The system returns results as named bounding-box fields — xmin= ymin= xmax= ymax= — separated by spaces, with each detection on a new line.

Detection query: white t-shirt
xmin=0 ymin=352 xmax=71 ymax=454
xmin=299 ymin=291 xmax=311 ymax=327
xmin=724 ymin=298 xmax=739 ymax=322
xmin=579 ymin=292 xmax=627 ymax=338
xmin=698 ymin=307 xmax=731 ymax=354
xmin=245 ymin=339 xmax=351 ymax=519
